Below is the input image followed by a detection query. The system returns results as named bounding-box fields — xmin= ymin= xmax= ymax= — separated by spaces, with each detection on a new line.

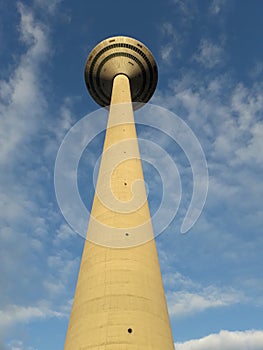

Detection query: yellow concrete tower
xmin=64 ymin=36 xmax=174 ymax=350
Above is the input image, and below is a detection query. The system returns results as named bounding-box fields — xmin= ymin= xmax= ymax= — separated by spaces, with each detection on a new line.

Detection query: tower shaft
xmin=64 ymin=74 xmax=174 ymax=349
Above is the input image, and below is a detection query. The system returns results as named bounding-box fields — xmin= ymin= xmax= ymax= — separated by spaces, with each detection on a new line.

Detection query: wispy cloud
xmin=0 ymin=303 xmax=64 ymax=330
xmin=0 ymin=2 xmax=48 ymax=165
xmin=0 ymin=302 xmax=65 ymax=348
xmin=193 ymin=38 xmax=224 ymax=68
xmin=163 ymin=272 xmax=244 ymax=318
xmin=172 ymin=0 xmax=198 ymax=20
xmin=158 ymin=0 xmax=199 ymax=66
xmin=7 ymin=339 xmax=36 ymax=350
xmin=153 ymin=62 xmax=263 ymax=319
xmin=161 ymin=44 xmax=174 ymax=63
xmin=168 ymin=287 xmax=243 ymax=317
xmin=249 ymin=61 xmax=263 ymax=80
xmin=33 ymin=0 xmax=62 ymax=14
xmin=209 ymin=0 xmax=226 ymax=15
xmin=159 ymin=22 xmax=181 ymax=64
xmin=0 ymin=3 xmax=78 ymax=347
xmin=175 ymin=330 xmax=263 ymax=350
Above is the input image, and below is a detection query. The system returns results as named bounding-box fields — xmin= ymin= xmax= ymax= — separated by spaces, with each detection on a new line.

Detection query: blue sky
xmin=1 ymin=0 xmax=263 ymax=349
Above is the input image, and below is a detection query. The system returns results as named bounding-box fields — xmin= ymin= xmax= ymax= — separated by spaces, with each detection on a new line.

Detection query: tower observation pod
xmin=64 ymin=36 xmax=174 ymax=350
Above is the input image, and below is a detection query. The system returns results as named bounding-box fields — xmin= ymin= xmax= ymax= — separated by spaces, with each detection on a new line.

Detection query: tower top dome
xmin=84 ymin=36 xmax=158 ymax=108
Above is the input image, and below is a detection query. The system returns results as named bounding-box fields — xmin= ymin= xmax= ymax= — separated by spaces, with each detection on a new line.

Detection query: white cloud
xmin=175 ymin=330 xmax=263 ymax=350
xmin=161 ymin=22 xmax=178 ymax=40
xmin=17 ymin=2 xmax=48 ymax=58
xmin=0 ymin=303 xmax=65 ymax=349
xmin=7 ymin=339 xmax=36 ymax=350
xmin=231 ymin=83 xmax=262 ymax=130
xmin=162 ymin=272 xmax=244 ymax=319
xmin=53 ymin=223 xmax=76 ymax=245
xmin=163 ymin=271 xmax=197 ymax=290
xmin=154 ymin=64 xmax=263 ymax=315
xmin=168 ymin=288 xmax=242 ymax=317
xmin=34 ymin=0 xmax=62 ymax=14
xmin=0 ymin=302 xmax=65 ymax=342
xmin=0 ymin=2 xmax=49 ymax=165
xmin=194 ymin=39 xmax=224 ymax=68
xmin=155 ymin=68 xmax=263 ymax=176
xmin=0 ymin=4 xmax=77 ymax=347
xmin=158 ymin=2 xmax=198 ymax=64
xmin=173 ymin=0 xmax=197 ymax=19
xmin=0 ymin=196 xmax=47 ymax=305
xmin=43 ymin=252 xmax=80 ymax=297
xmin=235 ymin=122 xmax=263 ymax=165
xmin=159 ymin=22 xmax=182 ymax=64
xmin=161 ymin=44 xmax=174 ymax=63
xmin=249 ymin=61 xmax=263 ymax=79
xmin=209 ymin=0 xmax=226 ymax=15
xmin=0 ymin=303 xmax=63 ymax=329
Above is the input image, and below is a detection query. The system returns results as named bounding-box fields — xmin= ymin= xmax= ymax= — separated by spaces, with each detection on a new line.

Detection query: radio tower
xmin=64 ymin=36 xmax=174 ymax=350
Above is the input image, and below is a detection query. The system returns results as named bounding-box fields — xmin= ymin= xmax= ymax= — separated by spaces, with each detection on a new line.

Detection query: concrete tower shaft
xmin=64 ymin=37 xmax=174 ymax=349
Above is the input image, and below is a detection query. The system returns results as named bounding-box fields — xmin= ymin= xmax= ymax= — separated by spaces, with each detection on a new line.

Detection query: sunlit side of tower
xmin=64 ymin=36 xmax=174 ymax=350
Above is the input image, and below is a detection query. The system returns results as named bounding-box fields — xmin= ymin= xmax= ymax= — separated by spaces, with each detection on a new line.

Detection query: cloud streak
xmin=0 ymin=2 xmax=48 ymax=165
xmin=164 ymin=272 xmax=244 ymax=318
xmin=193 ymin=39 xmax=225 ymax=69
xmin=0 ymin=3 xmax=77 ymax=347
xmin=0 ymin=303 xmax=64 ymax=329
xmin=175 ymin=330 xmax=263 ymax=350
